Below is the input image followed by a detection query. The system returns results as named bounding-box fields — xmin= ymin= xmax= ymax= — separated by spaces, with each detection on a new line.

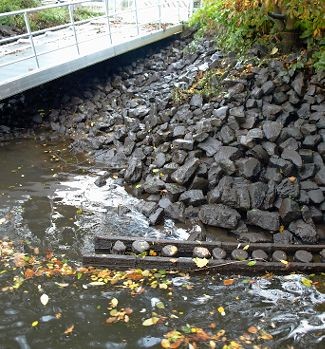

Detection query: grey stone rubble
xmin=1 ymin=33 xmax=324 ymax=245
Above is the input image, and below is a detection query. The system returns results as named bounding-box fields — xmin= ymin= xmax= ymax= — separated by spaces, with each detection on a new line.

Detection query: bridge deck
xmin=0 ymin=24 xmax=182 ymax=101
xmin=0 ymin=0 xmax=193 ymax=100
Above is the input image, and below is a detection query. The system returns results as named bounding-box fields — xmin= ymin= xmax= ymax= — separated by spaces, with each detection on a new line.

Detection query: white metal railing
xmin=0 ymin=0 xmax=200 ymax=73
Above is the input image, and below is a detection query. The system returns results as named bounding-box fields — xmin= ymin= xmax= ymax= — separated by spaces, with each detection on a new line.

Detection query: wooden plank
xmin=135 ymin=256 xmax=178 ymax=270
xmin=88 ymin=236 xmax=325 ymax=273
xmin=83 ymin=253 xmax=325 ymax=274
xmin=95 ymin=235 xmax=220 ymax=255
xmin=95 ymin=235 xmax=325 ymax=255
xmin=83 ymin=254 xmax=136 ymax=268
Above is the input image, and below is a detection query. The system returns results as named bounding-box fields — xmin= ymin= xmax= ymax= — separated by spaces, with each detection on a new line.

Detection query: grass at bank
xmin=0 ymin=0 xmax=100 ymax=34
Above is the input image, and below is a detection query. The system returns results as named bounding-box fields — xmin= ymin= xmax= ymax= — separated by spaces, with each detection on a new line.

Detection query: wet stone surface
xmin=161 ymin=244 xmax=178 ymax=257
xmin=0 ymin=33 xmax=325 ymax=348
xmin=272 ymin=250 xmax=288 ymax=262
xmin=132 ymin=240 xmax=150 ymax=254
xmin=1 ymin=34 xmax=325 ymax=247
xmin=212 ymin=247 xmax=227 ymax=260
xmin=192 ymin=246 xmax=211 ymax=259
xmin=112 ymin=240 xmax=127 ymax=254
xmin=294 ymin=250 xmax=313 ymax=263
xmin=0 ymin=126 xmax=324 ymax=349
xmin=231 ymin=249 xmax=248 ymax=261
xmin=252 ymin=249 xmax=269 ymax=261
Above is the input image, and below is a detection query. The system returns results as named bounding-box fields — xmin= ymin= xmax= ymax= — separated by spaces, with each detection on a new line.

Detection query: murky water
xmin=0 ymin=137 xmax=324 ymax=349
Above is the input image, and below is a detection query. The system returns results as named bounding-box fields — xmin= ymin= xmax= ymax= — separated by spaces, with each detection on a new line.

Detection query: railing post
xmin=114 ymin=0 xmax=117 ymax=19
xmin=104 ymin=0 xmax=113 ymax=44
xmin=177 ymin=0 xmax=181 ymax=22
xmin=189 ymin=0 xmax=194 ymax=17
xmin=134 ymin=0 xmax=140 ymax=35
xmin=23 ymin=12 xmax=40 ymax=69
xmin=187 ymin=0 xmax=189 ymax=19
xmin=158 ymin=0 xmax=162 ymax=29
xmin=68 ymin=4 xmax=80 ymax=55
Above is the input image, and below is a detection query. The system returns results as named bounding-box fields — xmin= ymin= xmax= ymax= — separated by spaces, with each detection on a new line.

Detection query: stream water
xmin=0 ymin=136 xmax=324 ymax=349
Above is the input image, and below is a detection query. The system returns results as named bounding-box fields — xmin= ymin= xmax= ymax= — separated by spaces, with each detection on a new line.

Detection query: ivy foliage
xmin=190 ymin=0 xmax=325 ymax=70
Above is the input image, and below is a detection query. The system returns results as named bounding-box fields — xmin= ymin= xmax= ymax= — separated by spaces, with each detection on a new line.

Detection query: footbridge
xmin=0 ymin=0 xmax=200 ymax=101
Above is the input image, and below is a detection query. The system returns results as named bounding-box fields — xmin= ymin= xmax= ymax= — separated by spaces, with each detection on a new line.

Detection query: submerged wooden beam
xmin=95 ymin=235 xmax=325 ymax=254
xmin=83 ymin=253 xmax=325 ymax=273
xmin=82 ymin=235 xmax=325 ymax=274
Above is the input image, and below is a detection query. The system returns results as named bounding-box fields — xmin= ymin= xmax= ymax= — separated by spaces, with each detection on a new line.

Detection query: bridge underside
xmin=0 ymin=25 xmax=183 ymax=101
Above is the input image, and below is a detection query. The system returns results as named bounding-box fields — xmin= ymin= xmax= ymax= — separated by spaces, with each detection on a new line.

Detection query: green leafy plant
xmin=190 ymin=0 xmax=325 ymax=70
xmin=0 ymin=0 xmax=40 ymax=29
xmin=0 ymin=0 xmax=100 ymax=34
xmin=0 ymin=0 xmax=39 ymax=13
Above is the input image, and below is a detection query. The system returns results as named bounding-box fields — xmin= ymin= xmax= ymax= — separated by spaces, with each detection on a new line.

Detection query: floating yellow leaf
xmin=193 ymin=257 xmax=209 ymax=268
xmin=110 ymin=297 xmax=118 ymax=308
xmin=247 ymin=260 xmax=256 ymax=266
xmin=109 ymin=308 xmax=118 ymax=317
xmin=142 ymin=316 xmax=160 ymax=326
xmin=156 ymin=301 xmax=165 ymax=309
xmin=280 ymin=259 xmax=288 ymax=265
xmin=142 ymin=269 xmax=151 ymax=277
xmin=301 ymin=277 xmax=313 ymax=288
xmin=161 ymin=339 xmax=171 ymax=348
xmin=243 ymin=245 xmax=249 ymax=251
xmin=217 ymin=306 xmax=226 ymax=316
xmin=64 ymin=324 xmax=75 ymax=335
xmin=279 ymin=225 xmax=285 ymax=233
xmin=32 ymin=321 xmax=39 ymax=327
